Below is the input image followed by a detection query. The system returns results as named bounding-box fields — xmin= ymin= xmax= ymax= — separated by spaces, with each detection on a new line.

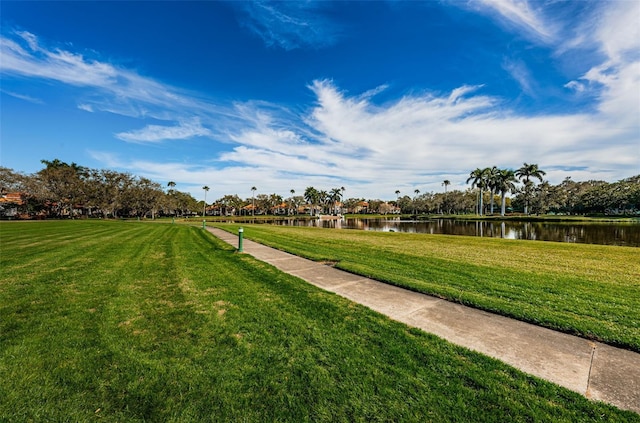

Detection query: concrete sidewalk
xmin=206 ymin=227 xmax=639 ymax=414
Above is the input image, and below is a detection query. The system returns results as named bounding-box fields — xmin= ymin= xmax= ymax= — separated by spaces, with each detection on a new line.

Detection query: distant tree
xmin=254 ymin=193 xmax=283 ymax=214
xmin=368 ymin=199 xmax=383 ymax=213
xmin=36 ymin=159 xmax=90 ymax=217
xmin=467 ymin=168 xmax=488 ymax=215
xmin=289 ymin=189 xmax=296 ymax=215
xmin=485 ymin=166 xmax=500 ymax=214
xmin=128 ymin=177 xmax=163 ymax=219
xmin=251 ymin=186 xmax=257 ymax=216
xmin=329 ymin=187 xmax=343 ymax=214
xmin=173 ymin=190 xmax=199 ymax=216
xmin=316 ymin=190 xmax=329 ymax=214
xmin=94 ymin=169 xmax=134 ymax=218
xmin=495 ymin=169 xmax=517 ymax=216
xmin=304 ymin=186 xmax=319 ymax=216
xmin=216 ymin=194 xmax=242 ymax=216
xmin=441 ymin=180 xmax=451 ymax=214
xmin=516 ymin=163 xmax=546 ymax=214
xmin=0 ymin=167 xmax=27 ymax=194
xmin=0 ymin=167 xmax=30 ymax=216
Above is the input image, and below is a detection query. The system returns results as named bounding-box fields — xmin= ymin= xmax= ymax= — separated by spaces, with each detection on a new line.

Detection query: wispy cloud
xmin=502 ymin=58 xmax=536 ymax=97
xmin=0 ymin=29 xmax=233 ymax=124
xmin=77 ymin=103 xmax=94 ymax=112
xmin=232 ymin=1 xmax=342 ymax=50
xmin=1 ymin=89 xmax=44 ymax=104
xmin=2 ymin=30 xmax=118 ymax=86
xmin=593 ymin=0 xmax=640 ymax=62
xmin=115 ymin=118 xmax=212 ymax=143
xmin=461 ymin=0 xmax=556 ymax=43
xmin=562 ymin=1 xmax=640 ymax=128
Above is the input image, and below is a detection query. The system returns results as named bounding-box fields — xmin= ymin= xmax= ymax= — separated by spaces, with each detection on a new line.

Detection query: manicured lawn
xmin=1 ymin=221 xmax=638 ymax=421
xmin=215 ymin=223 xmax=640 ymax=352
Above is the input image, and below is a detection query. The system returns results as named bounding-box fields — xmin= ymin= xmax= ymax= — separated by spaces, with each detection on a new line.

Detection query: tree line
xmin=0 ymin=160 xmax=200 ymax=219
xmin=1 ymin=160 xmax=638 ymax=219
xmin=462 ymin=163 xmax=639 ymax=216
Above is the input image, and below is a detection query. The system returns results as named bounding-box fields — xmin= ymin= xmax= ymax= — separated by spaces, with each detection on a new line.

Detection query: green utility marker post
xmin=238 ymin=227 xmax=244 ymax=252
xmin=202 ymin=220 xmax=206 ymax=229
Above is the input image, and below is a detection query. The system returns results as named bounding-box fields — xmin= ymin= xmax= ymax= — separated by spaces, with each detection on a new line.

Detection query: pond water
xmin=262 ymin=217 xmax=640 ymax=247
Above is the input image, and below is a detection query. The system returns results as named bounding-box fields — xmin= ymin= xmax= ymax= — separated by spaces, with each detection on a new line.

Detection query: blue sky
xmin=1 ymin=1 xmax=638 ymax=201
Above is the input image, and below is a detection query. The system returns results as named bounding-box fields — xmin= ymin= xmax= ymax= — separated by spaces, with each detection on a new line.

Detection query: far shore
xmin=177 ymin=213 xmax=640 ymax=223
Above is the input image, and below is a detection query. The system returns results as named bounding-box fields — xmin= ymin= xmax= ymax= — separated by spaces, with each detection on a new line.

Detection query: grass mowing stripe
xmin=1 ymin=221 xmax=638 ymax=421
xmin=215 ymin=224 xmax=640 ymax=352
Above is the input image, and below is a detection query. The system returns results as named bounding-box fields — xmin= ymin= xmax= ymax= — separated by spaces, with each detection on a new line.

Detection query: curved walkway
xmin=206 ymin=227 xmax=639 ymax=414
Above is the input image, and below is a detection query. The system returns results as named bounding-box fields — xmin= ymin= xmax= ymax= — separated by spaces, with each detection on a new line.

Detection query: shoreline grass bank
xmin=215 ymin=223 xmax=640 ymax=353
xmin=132 ymin=213 xmax=640 ymax=224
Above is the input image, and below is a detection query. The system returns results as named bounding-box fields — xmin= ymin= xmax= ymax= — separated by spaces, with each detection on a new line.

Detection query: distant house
xmin=242 ymin=204 xmax=257 ymax=215
xmin=271 ymin=202 xmax=288 ymax=215
xmin=353 ymin=201 xmax=369 ymax=214
xmin=206 ymin=204 xmax=219 ymax=216
xmin=378 ymin=202 xmax=400 ymax=214
xmin=0 ymin=192 xmax=25 ymax=205
xmin=0 ymin=192 xmax=25 ymax=217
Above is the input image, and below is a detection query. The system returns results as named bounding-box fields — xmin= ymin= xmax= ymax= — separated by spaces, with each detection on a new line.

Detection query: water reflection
xmin=265 ymin=218 xmax=640 ymax=247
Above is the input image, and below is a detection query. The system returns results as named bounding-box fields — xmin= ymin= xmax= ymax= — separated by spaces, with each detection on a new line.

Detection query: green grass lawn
xmin=215 ymin=223 xmax=640 ymax=352
xmin=1 ymin=221 xmax=638 ymax=422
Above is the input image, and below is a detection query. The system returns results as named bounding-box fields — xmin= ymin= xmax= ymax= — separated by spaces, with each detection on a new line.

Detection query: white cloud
xmin=77 ymin=103 xmax=94 ymax=112
xmin=1 ymin=31 xmax=118 ymax=87
xmin=594 ymin=0 xmax=640 ymax=62
xmin=1 ymin=89 xmax=44 ymax=104
xmin=564 ymin=80 xmax=585 ymax=93
xmin=16 ymin=30 xmax=39 ymax=51
xmin=463 ymin=0 xmax=555 ymax=43
xmin=110 ymin=75 xmax=637 ymax=200
xmin=502 ymin=59 xmax=535 ymax=97
xmin=0 ymin=30 xmax=233 ymax=123
xmin=563 ymin=2 xmax=640 ymax=133
xmin=115 ymin=118 xmax=212 ymax=143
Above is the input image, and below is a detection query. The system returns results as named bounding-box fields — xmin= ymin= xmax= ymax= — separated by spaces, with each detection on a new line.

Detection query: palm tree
xmin=289 ymin=189 xmax=296 ymax=215
xmin=318 ymin=190 xmax=329 ymax=214
xmin=304 ymin=186 xmax=319 ymax=216
xmin=167 ymin=181 xmax=176 ymax=192
xmin=441 ymin=180 xmax=451 ymax=215
xmin=329 ymin=187 xmax=343 ymax=215
xmin=413 ymin=189 xmax=420 ymax=216
xmin=485 ymin=166 xmax=500 ymax=214
xmin=495 ymin=169 xmax=517 ymax=216
xmin=202 ymin=186 xmax=210 ymax=216
xmin=251 ymin=186 xmax=257 ymax=216
xmin=515 ymin=163 xmax=546 ymax=214
xmin=467 ymin=168 xmax=488 ymax=215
